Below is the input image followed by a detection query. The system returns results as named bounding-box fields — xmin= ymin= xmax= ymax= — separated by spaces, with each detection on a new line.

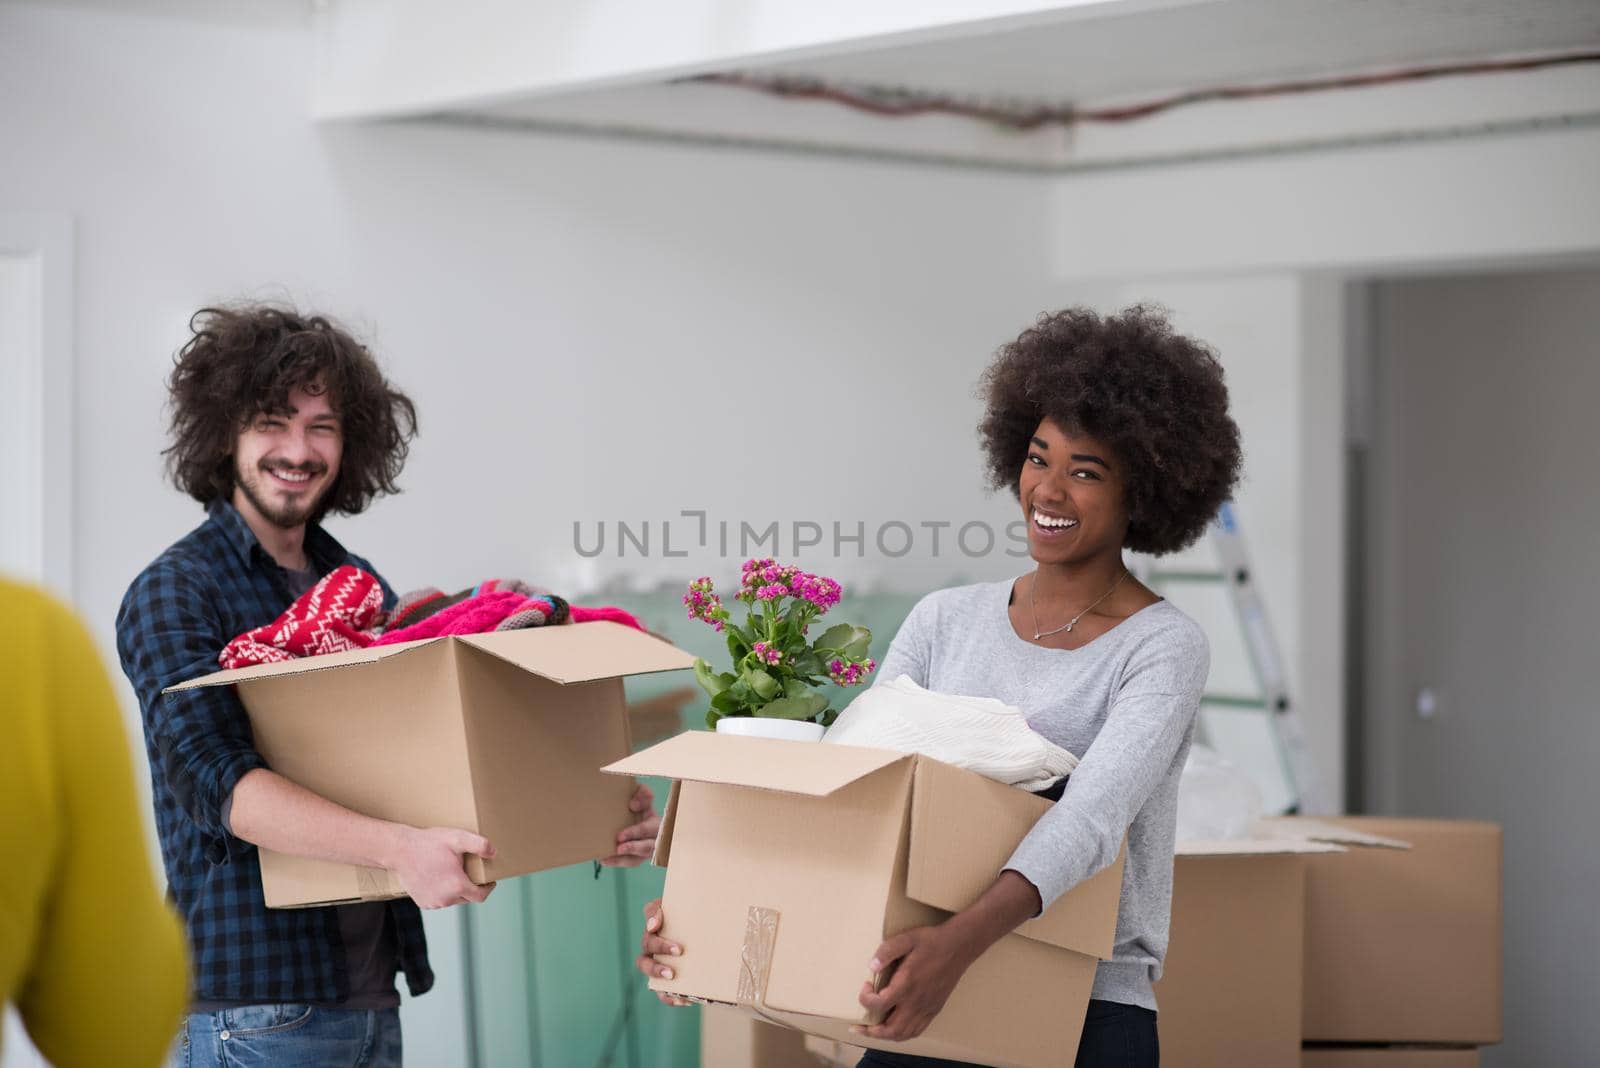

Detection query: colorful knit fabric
xmin=218 ymin=569 xmax=640 ymax=668
xmin=568 ymin=604 xmax=646 ymax=632
xmin=384 ymin=579 xmax=562 ymax=633
xmin=373 ymin=588 xmax=568 ymax=645
xmin=218 ymin=565 xmax=384 ymax=668
xmin=384 ymin=587 xmax=454 ymax=632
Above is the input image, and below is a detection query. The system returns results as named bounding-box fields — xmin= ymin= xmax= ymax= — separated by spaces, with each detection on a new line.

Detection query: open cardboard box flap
xmin=1254 ymin=816 xmax=1412 ymax=850
xmin=164 ymin=637 xmax=434 ymax=691
xmin=1175 ymin=838 xmax=1346 ymax=857
xmin=603 ymin=731 xmax=912 ymax=797
xmin=904 ymin=756 xmax=1124 ymax=959
xmin=453 ymin=622 xmax=696 ymax=684
xmin=611 ymin=735 xmax=1124 ymax=962
xmin=1172 ymin=816 xmax=1414 ymax=858
xmin=166 ymin=619 xmax=695 ymax=693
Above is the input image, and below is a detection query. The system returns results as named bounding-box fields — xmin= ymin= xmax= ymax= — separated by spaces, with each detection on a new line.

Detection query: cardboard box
xmin=803 ymin=1032 xmax=866 ymax=1067
xmin=1156 ymin=848 xmax=1314 ymax=1067
xmin=701 ymin=1007 xmax=837 ymax=1068
xmin=1302 ymin=1049 xmax=1480 ymax=1068
xmin=604 ymin=731 xmax=1125 ymax=1068
xmin=1281 ymin=817 xmax=1503 ymax=1045
xmin=1155 ymin=822 xmax=1411 ymax=1068
xmin=169 ymin=622 xmax=695 ymax=907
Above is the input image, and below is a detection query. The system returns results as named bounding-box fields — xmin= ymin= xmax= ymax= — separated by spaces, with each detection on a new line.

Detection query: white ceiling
xmin=746 ymin=0 xmax=1600 ymax=104
xmin=295 ymin=0 xmax=1600 ymax=170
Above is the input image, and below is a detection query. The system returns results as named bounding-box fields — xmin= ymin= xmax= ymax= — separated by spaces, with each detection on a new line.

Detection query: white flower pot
xmin=714 ymin=716 xmax=825 ymax=742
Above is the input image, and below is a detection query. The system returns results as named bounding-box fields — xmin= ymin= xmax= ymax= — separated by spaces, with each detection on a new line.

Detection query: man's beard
xmin=236 ymin=462 xmax=330 ymax=529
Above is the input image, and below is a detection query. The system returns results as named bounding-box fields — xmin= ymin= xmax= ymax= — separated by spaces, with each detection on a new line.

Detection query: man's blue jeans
xmin=170 ymin=1005 xmax=402 ymax=1067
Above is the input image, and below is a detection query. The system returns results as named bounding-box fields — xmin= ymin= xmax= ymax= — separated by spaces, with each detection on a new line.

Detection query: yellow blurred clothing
xmin=0 ymin=579 xmax=188 ymax=1066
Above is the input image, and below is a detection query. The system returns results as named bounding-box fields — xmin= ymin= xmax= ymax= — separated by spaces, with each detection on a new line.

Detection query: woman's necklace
xmin=1029 ymin=568 xmax=1129 ymax=640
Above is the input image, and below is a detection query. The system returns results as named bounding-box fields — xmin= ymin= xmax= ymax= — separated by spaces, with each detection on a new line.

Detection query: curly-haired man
xmin=116 ymin=305 xmax=657 ymax=1066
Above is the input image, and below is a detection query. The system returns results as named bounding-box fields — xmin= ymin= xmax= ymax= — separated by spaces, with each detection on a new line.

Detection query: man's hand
xmin=600 ymin=783 xmax=659 ymax=868
xmin=389 ymin=826 xmax=497 ymax=909
xmin=853 ymin=923 xmax=979 ymax=1042
xmin=636 ymin=898 xmax=692 ymax=1007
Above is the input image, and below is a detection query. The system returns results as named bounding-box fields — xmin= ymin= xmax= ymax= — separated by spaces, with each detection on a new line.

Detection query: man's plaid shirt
xmin=116 ymin=500 xmax=433 ymax=1003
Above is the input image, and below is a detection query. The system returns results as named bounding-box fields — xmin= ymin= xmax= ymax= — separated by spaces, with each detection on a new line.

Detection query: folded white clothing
xmin=823 ymin=674 xmax=1079 ymax=791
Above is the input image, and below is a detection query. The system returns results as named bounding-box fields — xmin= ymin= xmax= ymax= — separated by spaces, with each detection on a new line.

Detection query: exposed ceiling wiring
xmin=684 ymin=49 xmax=1600 ymax=130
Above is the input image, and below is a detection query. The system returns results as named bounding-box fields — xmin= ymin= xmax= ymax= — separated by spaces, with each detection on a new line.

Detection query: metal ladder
xmin=1139 ymin=502 xmax=1327 ymax=815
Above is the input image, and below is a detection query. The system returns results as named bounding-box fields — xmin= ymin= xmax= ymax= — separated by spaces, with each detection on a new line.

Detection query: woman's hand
xmin=853 ymin=870 xmax=1042 ymax=1041
xmin=600 ymin=783 xmax=659 ymax=868
xmin=853 ymin=922 xmax=980 ymax=1041
xmin=636 ymin=898 xmax=693 ymax=1007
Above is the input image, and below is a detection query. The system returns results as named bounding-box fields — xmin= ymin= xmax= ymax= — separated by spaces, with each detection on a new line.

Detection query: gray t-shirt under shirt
xmin=874 ymin=578 xmax=1209 ymax=1011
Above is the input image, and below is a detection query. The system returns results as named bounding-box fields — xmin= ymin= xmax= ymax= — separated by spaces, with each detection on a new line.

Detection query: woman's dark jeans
xmin=855 ymin=999 xmax=1158 ymax=1068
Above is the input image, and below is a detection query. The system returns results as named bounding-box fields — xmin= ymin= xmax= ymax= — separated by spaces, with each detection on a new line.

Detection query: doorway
xmin=1355 ymin=265 xmax=1600 ymax=1066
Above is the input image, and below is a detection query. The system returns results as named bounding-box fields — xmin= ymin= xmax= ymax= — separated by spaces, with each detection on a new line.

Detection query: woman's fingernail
xmin=868 ymin=958 xmax=882 ymax=971
xmin=670 ymin=945 xmax=681 ymax=955
xmin=661 ymin=967 xmax=674 ymax=980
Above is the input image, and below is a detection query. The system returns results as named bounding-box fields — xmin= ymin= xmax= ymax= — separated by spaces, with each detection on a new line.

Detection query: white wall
xmin=0 ymin=0 xmax=1072 ymax=639
xmin=1045 ymin=122 xmax=1600 ymax=279
xmin=0 ymin=213 xmax=73 ymax=595
xmin=1108 ymin=274 xmax=1347 ymax=813
xmin=0 ymin=4 xmax=1058 ymax=1063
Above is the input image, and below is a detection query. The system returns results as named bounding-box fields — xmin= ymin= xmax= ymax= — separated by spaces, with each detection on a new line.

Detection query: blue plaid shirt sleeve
xmin=116 ymin=560 xmax=268 ymax=864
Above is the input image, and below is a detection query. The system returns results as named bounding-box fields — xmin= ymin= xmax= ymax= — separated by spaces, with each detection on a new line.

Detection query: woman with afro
xmin=849 ymin=305 xmax=1243 ymax=1066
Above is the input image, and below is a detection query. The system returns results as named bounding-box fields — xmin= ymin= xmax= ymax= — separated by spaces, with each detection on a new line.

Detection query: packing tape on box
xmin=737 ymin=905 xmax=780 ymax=1005
xmin=356 ymin=867 xmax=398 ymax=895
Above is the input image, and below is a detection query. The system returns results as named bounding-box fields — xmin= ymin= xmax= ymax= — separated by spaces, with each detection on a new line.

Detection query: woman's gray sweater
xmin=873 ymin=578 xmax=1209 ymax=1011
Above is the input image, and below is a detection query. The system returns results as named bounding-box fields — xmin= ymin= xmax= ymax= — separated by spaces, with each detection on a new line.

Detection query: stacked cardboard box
xmin=1154 ymin=836 xmax=1339 ymax=1066
xmin=1294 ymin=817 xmax=1501 ymax=1068
xmin=171 ymin=622 xmax=696 ymax=907
xmin=1303 ymin=1051 xmax=1479 ymax=1068
xmin=701 ymin=1009 xmax=835 ymax=1068
xmin=1157 ymin=817 xmax=1501 ymax=1068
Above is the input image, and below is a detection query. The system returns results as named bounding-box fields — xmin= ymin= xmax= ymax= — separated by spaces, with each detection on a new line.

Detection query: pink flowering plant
xmin=683 ymin=558 xmax=876 ymax=728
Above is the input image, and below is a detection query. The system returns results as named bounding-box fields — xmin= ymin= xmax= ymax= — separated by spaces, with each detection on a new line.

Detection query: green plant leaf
xmin=782 ymin=678 xmax=812 ymax=700
xmin=727 ymin=678 xmax=755 ymax=705
xmin=694 ymin=658 xmax=731 ymax=697
xmin=814 ymin=623 xmax=855 ymax=651
xmin=790 ymin=651 xmax=824 ymax=677
xmin=710 ymin=690 xmax=740 ymax=714
xmin=745 ymin=668 xmax=780 ymax=700
xmin=804 ymin=692 xmax=830 ymax=717
xmin=820 ymin=708 xmax=839 ymax=727
xmin=757 ymin=695 xmax=821 ymax=720
xmin=842 ymin=635 xmax=872 ymax=659
xmin=705 ymin=708 xmax=723 ymax=729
